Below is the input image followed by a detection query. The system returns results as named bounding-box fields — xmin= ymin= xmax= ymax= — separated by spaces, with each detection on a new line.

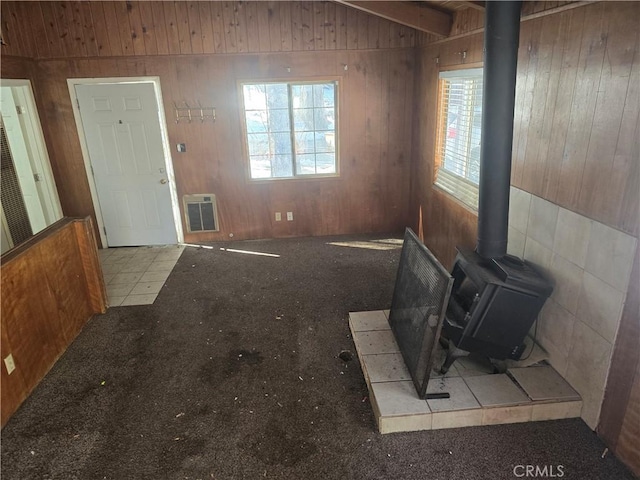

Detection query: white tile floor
xmin=98 ymin=245 xmax=184 ymax=307
xmin=350 ymin=310 xmax=582 ymax=434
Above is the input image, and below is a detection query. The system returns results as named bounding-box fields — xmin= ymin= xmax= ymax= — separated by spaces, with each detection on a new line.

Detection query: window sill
xmin=247 ymin=173 xmax=341 ymax=184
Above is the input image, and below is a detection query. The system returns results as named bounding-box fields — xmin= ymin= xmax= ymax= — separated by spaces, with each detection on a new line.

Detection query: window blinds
xmin=434 ymin=68 xmax=483 ymax=210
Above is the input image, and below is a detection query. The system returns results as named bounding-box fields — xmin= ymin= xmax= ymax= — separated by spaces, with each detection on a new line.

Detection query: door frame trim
xmin=67 ymin=77 xmax=183 ymax=247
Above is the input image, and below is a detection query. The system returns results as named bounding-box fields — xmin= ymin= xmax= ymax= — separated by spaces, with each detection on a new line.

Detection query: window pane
xmin=315 ymin=131 xmax=335 ymax=153
xmin=296 ymin=154 xmax=316 ymax=174
xmin=435 ymin=70 xmax=482 ymax=210
xmin=439 ymin=76 xmax=482 ymax=184
xmin=243 ymin=84 xmax=267 ymax=110
xmin=270 ymin=132 xmax=292 ymax=155
xmin=268 ymin=108 xmax=290 ymax=132
xmin=247 ymin=133 xmax=269 ymax=156
xmin=246 ymin=111 xmax=268 ymax=133
xmin=272 ymin=155 xmax=293 ymax=177
xmin=321 ymin=84 xmax=335 ymax=107
xmin=295 ymin=132 xmax=315 ymax=154
xmin=314 ymin=108 xmax=334 ymax=131
xmin=266 ymin=84 xmax=288 ymax=109
xmin=243 ymin=81 xmax=337 ymax=180
xmin=293 ymin=108 xmax=314 ymax=131
xmin=292 ymin=85 xmax=314 ymax=109
xmin=316 ymin=153 xmax=336 ymax=174
xmin=250 ymin=155 xmax=271 ymax=178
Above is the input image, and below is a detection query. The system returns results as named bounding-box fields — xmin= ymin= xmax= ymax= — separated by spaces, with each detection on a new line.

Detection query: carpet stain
xmin=159 ymin=437 xmax=207 ymax=473
xmin=240 ymin=423 xmax=317 ymax=467
xmin=225 ymin=349 xmax=264 ymax=375
xmin=197 ymin=349 xmax=264 ymax=385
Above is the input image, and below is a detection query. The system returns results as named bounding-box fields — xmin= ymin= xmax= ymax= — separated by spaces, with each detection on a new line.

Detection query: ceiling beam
xmin=334 ymin=1 xmax=452 ymax=37
xmin=460 ymin=2 xmax=486 ymax=12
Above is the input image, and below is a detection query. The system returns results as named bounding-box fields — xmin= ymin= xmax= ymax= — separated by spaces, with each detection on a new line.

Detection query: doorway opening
xmin=0 ymin=80 xmax=62 ymax=254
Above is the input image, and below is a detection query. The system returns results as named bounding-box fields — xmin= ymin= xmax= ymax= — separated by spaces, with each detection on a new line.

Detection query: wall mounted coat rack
xmin=174 ymin=102 xmax=216 ymax=124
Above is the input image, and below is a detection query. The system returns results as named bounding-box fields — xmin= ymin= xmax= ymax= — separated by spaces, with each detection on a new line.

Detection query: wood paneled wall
xmin=411 ymin=2 xmax=640 ymax=474
xmin=599 ymin=244 xmax=640 ymax=475
xmin=0 ymin=55 xmax=36 ymax=80
xmin=1 ymin=217 xmax=106 ymax=426
xmin=417 ymin=1 xmax=579 ymax=45
xmin=412 ymin=1 xmax=639 ymax=269
xmin=35 ymin=49 xmax=415 ymax=242
xmin=1 ymin=1 xmax=416 ymax=243
xmin=0 ymin=1 xmax=416 ymax=59
xmin=512 ymin=1 xmax=639 ymax=236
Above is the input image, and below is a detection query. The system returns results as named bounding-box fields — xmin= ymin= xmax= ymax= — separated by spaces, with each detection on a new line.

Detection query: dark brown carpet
xmin=1 ymin=234 xmax=636 ymax=480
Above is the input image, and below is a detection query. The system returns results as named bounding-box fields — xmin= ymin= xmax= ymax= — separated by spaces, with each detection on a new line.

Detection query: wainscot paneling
xmin=1 ymin=217 xmax=107 ymax=426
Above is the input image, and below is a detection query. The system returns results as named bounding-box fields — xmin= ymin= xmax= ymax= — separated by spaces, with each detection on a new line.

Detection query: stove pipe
xmin=476 ymin=1 xmax=522 ymax=259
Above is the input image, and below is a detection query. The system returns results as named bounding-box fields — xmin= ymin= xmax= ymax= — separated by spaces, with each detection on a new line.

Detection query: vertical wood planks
xmin=577 ymin=2 xmax=639 ymax=227
xmin=556 ymin=2 xmax=607 ymax=208
xmin=542 ymin=7 xmax=585 ymax=202
xmin=1 ymin=1 xmax=418 ymax=58
xmin=90 ymin=2 xmax=112 ymax=57
xmin=139 ymin=1 xmax=158 ymax=56
xmin=151 ymin=2 xmax=170 ymax=55
xmin=128 ymin=0 xmax=147 ymax=56
xmin=101 ymin=2 xmax=124 ymax=56
xmin=222 ymin=1 xmax=238 ymax=53
xmin=187 ymin=1 xmax=204 ymax=55
xmin=174 ymin=1 xmax=192 ymax=54
xmin=268 ymin=1 xmax=282 ymax=52
xmin=162 ymin=2 xmax=181 ymax=55
xmin=209 ymin=2 xmax=226 ymax=54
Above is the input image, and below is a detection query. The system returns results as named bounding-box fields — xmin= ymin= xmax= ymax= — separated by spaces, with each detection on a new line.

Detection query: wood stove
xmin=439 ymin=1 xmax=554 ymax=373
xmin=440 ymin=248 xmax=552 ymax=373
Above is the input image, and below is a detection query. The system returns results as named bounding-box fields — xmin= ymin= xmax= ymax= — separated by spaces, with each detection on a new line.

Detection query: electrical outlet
xmin=287 ymin=212 xmax=293 ymax=221
xmin=275 ymin=212 xmax=282 ymax=221
xmin=4 ymin=354 xmax=15 ymax=375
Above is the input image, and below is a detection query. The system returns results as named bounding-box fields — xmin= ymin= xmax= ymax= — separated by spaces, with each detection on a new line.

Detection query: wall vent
xmin=183 ymin=194 xmax=219 ymax=233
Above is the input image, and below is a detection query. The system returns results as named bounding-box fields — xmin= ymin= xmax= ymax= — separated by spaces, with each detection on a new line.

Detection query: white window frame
xmin=240 ymin=80 xmax=339 ymax=181
xmin=434 ymin=68 xmax=483 ymax=210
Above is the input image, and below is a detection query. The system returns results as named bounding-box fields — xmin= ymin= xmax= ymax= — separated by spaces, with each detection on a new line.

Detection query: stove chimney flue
xmin=476 ymin=1 xmax=522 ymax=259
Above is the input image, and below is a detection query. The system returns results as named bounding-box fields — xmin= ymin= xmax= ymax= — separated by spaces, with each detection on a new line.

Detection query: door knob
xmin=160 ymin=179 xmax=168 ymax=184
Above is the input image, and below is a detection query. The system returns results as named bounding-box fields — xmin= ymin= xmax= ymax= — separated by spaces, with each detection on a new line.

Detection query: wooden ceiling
xmin=334 ymin=1 xmax=485 ymax=37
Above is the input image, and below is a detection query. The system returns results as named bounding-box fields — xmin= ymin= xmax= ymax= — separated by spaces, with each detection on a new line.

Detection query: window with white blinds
xmin=434 ymin=68 xmax=483 ymax=210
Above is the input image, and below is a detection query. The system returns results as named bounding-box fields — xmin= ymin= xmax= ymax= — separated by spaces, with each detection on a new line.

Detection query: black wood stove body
xmin=440 ymin=247 xmax=553 ymax=373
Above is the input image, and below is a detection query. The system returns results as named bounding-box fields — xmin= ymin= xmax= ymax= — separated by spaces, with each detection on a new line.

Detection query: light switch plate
xmin=275 ymin=212 xmax=282 ymax=221
xmin=4 ymin=354 xmax=15 ymax=375
xmin=287 ymin=212 xmax=293 ymax=221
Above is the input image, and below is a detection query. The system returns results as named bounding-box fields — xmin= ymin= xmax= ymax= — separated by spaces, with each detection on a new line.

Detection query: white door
xmin=75 ymin=83 xmax=177 ymax=246
xmin=0 ymin=87 xmax=48 ymax=234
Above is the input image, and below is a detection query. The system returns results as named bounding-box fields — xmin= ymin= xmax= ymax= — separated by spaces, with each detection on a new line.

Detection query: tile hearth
xmin=350 ymin=310 xmax=582 ymax=434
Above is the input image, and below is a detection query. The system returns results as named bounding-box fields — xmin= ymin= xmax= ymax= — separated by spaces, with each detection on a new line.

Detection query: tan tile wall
xmin=508 ymin=187 xmax=637 ymax=429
